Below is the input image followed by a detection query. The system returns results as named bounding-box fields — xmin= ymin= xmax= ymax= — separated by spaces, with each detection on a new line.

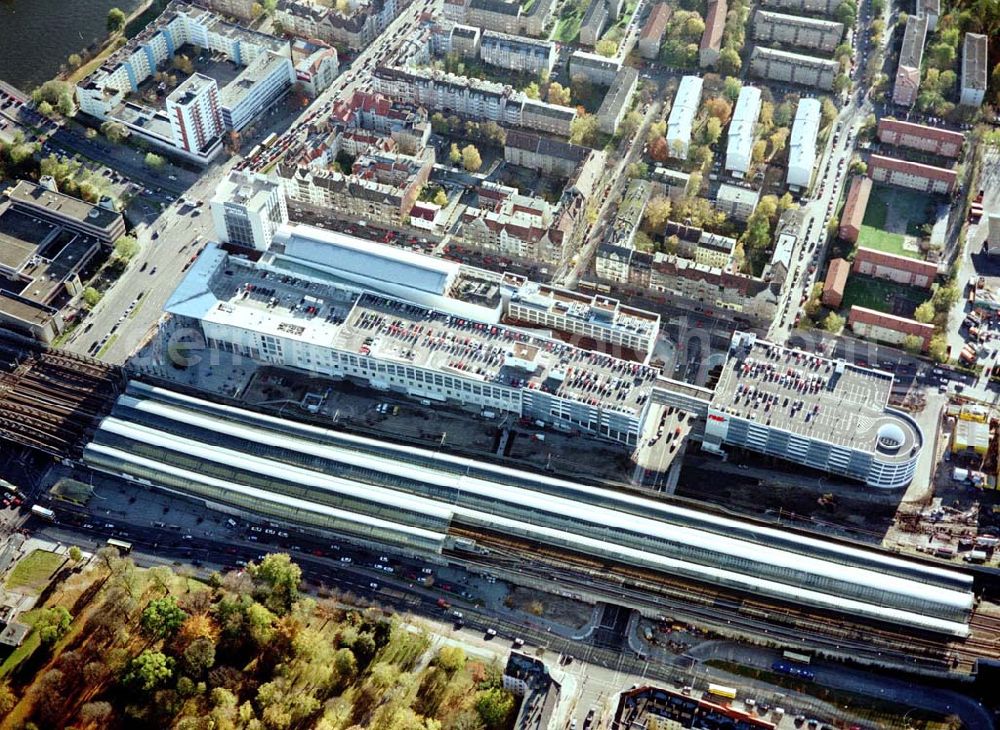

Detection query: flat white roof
xmin=726 ymin=86 xmax=762 ymax=165
xmin=667 ymin=76 xmax=703 ymax=147
xmin=275 ymin=223 xmax=459 ymax=296
xmin=788 ymin=98 xmax=821 ymax=180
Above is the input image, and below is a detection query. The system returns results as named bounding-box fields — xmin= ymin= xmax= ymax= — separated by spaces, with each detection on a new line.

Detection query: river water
xmin=0 ymin=0 xmax=142 ymax=91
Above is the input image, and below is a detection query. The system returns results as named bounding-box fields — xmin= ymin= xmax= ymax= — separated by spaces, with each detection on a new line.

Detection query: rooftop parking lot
xmin=713 ymin=338 xmax=919 ymax=458
xmin=341 ymin=293 xmax=659 ymax=417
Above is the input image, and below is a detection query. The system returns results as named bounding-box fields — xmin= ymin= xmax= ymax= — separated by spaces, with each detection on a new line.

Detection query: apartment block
xmin=519 ymin=98 xmax=577 ymax=136
xmin=220 ymin=51 xmax=296 ymax=131
xmin=822 ymin=258 xmax=850 ymax=308
xmin=725 ymin=86 xmax=762 ymax=177
xmin=916 ymin=0 xmax=939 ymax=31
xmin=579 ymin=0 xmax=610 ymax=46
xmin=569 ymin=50 xmax=622 ymax=87
xmin=504 ymin=130 xmax=592 ymax=177
xmin=666 ymin=75 xmax=703 ymax=159
xmin=787 ymin=98 xmax=821 ymax=189
xmin=639 ymin=4 xmax=671 ymax=60
xmin=876 ymin=118 xmax=964 ymax=158
xmin=597 ymin=67 xmax=638 ymax=135
xmin=700 ymin=0 xmax=727 ymax=67
xmin=449 ymin=0 xmax=554 ymax=37
xmin=278 ymin=151 xmax=433 ymax=226
xmin=166 ymin=74 xmax=224 ymax=158
xmin=480 ymin=30 xmax=557 ymax=74
xmin=715 ymin=184 xmax=760 ymax=222
xmin=75 ymin=1 xmax=292 ymax=163
xmin=849 ymin=306 xmax=934 ymax=351
xmin=275 ymin=0 xmax=408 ymax=50
xmin=453 ymin=182 xmax=581 ymax=265
xmin=960 ymin=33 xmax=988 ymax=107
xmin=839 ymin=175 xmax=871 ymax=243
xmin=749 ymin=47 xmax=838 ymax=89
xmin=753 ymin=10 xmax=844 ymax=52
xmin=291 ymin=39 xmax=339 ymax=97
xmin=759 ymin=0 xmax=840 ymax=14
xmin=867 ymin=154 xmax=956 ymax=195
xmin=892 ymin=16 xmax=927 ymax=106
xmin=852 ymin=248 xmax=937 ymax=289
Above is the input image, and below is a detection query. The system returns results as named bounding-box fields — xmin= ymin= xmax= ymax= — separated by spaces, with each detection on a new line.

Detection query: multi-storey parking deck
xmin=83 ymin=382 xmax=973 ymax=641
xmin=705 ymin=332 xmax=922 ymax=488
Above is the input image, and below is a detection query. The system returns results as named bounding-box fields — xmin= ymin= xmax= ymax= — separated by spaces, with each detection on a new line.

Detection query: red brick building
xmin=868 ymin=154 xmax=956 ymax=195
xmin=839 ymin=176 xmax=871 ymax=243
xmin=852 ymin=247 xmax=937 ymax=288
xmin=849 ymin=306 xmax=935 ymax=350
xmin=822 ymin=258 xmax=850 ymax=307
xmin=877 ymin=118 xmax=965 ymax=158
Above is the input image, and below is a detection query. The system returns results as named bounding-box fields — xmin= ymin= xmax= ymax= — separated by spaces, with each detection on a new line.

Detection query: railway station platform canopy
xmin=82 ymin=381 xmax=973 ymax=638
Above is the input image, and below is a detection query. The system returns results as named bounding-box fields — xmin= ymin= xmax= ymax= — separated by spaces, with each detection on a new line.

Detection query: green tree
xmin=250 ymin=553 xmax=302 ymax=614
xmin=68 ymin=546 xmax=83 ymax=562
xmin=872 ymin=0 xmax=885 ymax=13
xmin=144 ymin=152 xmax=166 ymax=170
xmin=595 ymin=39 xmax=618 ymax=57
xmin=113 ymin=235 xmax=139 ymax=262
xmin=626 ymin=161 xmax=649 ymax=179
xmin=619 ymin=110 xmax=643 ymax=138
xmin=722 ymin=76 xmax=742 ymax=103
xmin=263 ymin=0 xmax=278 ymax=12
xmin=642 ymin=195 xmax=672 ymax=232
xmin=718 ymin=47 xmax=742 ymax=77
xmin=101 ymin=120 xmax=129 ymax=143
xmin=183 ymin=637 xmax=217 ymax=676
xmin=449 ymin=143 xmax=462 ymax=165
xmin=820 ymin=97 xmax=838 ymax=126
xmin=34 ymin=606 xmax=72 ymax=645
xmin=928 ymin=335 xmax=948 ymax=363
xmin=68 ymin=53 xmax=83 ymax=69
xmin=569 ymin=115 xmax=599 ymax=145
xmin=141 ymin=596 xmax=188 ymax=639
xmin=433 ymin=189 xmax=448 ymax=207
xmin=82 ymin=286 xmax=102 ymax=309
xmin=523 ymin=81 xmax=540 ymax=99
xmin=37 ymin=101 xmax=54 ymax=117
xmin=702 ymin=116 xmax=723 ymax=145
xmin=124 ymin=650 xmax=174 ymax=691
xmin=931 ymin=281 xmax=959 ymax=310
xmin=823 ymin=312 xmax=845 ymax=333
xmin=547 ymin=81 xmax=571 ymax=106
xmin=476 ymin=688 xmax=515 ymax=729
xmin=107 ymin=7 xmax=127 ymax=33
xmin=0 ymin=682 xmax=17 ymax=717
xmin=834 ymin=0 xmax=856 ymax=27
xmin=461 ymin=145 xmax=482 ymax=173
xmin=902 ymin=334 xmax=923 ymax=354
xmin=833 ymin=73 xmax=851 ymax=94
xmin=914 ymin=300 xmax=936 ymax=324
xmin=647 ymin=119 xmax=666 ymax=142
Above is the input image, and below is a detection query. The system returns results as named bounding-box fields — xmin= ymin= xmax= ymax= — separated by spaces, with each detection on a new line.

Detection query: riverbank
xmin=60 ymin=0 xmax=163 ymax=87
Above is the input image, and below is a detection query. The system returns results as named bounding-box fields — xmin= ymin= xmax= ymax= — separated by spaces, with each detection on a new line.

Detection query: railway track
xmin=447 ymin=524 xmax=985 ymax=673
xmin=0 ymin=336 xmax=124 ymax=457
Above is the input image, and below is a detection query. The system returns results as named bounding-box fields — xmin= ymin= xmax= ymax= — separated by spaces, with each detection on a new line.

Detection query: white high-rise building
xmin=211 ymin=171 xmax=288 ymax=250
xmin=166 ymin=74 xmax=224 ymax=156
xmin=786 ymin=98 xmax=821 ymax=188
xmin=724 ymin=86 xmax=762 ymax=177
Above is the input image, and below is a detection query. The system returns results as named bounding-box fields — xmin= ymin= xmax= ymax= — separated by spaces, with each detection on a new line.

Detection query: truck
xmin=30 ymin=505 xmax=55 ymax=521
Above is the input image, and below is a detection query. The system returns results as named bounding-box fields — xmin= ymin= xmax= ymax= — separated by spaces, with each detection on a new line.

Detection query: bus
xmin=706 ymin=684 xmax=737 ymax=700
xmin=782 ymin=650 xmax=812 ymax=665
xmin=261 ymin=133 xmax=278 ymax=148
xmin=30 ymin=505 xmax=55 ymax=521
xmin=106 ymin=538 xmax=133 ymax=554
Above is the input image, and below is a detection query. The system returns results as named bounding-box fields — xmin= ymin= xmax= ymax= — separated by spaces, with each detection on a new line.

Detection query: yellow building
xmin=952 ymin=418 xmax=990 ymax=455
